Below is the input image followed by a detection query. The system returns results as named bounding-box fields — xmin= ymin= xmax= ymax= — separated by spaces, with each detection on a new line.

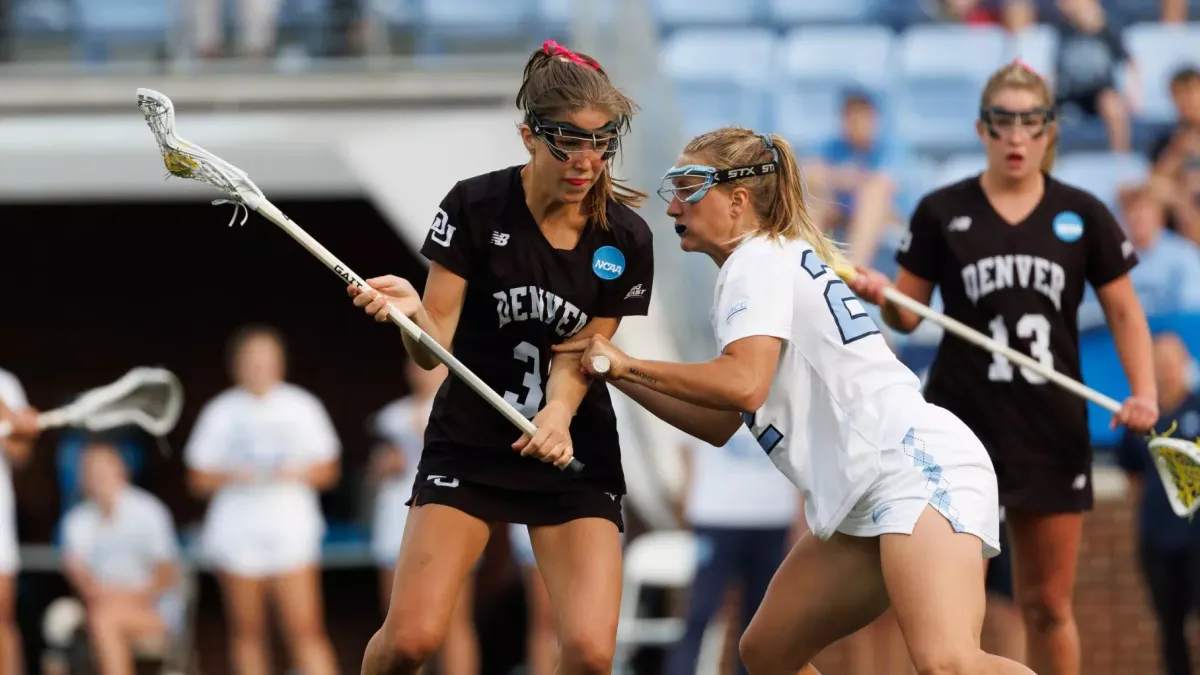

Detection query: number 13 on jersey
xmin=986 ymin=313 xmax=1052 ymax=384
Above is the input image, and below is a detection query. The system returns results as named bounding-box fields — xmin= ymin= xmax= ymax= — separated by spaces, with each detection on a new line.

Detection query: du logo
xmin=429 ymin=207 xmax=455 ymax=247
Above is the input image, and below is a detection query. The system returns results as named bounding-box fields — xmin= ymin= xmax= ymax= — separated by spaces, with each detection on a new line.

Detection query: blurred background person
xmin=184 ymin=325 xmax=341 ymax=675
xmin=191 ymin=0 xmax=283 ymax=59
xmin=1150 ymin=66 xmax=1200 ymax=242
xmin=1078 ymin=183 xmax=1200 ymax=330
xmin=804 ymin=90 xmax=908 ymax=267
xmin=1116 ymin=332 xmax=1200 ymax=675
xmin=370 ymin=361 xmax=481 ymax=675
xmin=53 ymin=442 xmax=181 ymax=675
xmin=663 ymin=428 xmax=797 ymax=675
xmin=507 ymin=524 xmax=557 ymax=675
xmin=0 ymin=368 xmax=37 ymax=675
xmin=1053 ymin=0 xmax=1142 ymax=151
xmin=982 ymin=512 xmax=1028 ymax=664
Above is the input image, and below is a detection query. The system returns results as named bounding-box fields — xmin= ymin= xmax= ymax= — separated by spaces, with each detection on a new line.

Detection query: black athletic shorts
xmin=405 ymin=470 xmax=625 ymax=533
xmin=993 ymin=453 xmax=1094 ymax=514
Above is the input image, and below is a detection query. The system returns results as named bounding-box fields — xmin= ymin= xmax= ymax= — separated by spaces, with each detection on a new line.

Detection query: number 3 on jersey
xmin=504 ymin=341 xmax=544 ymax=418
xmin=986 ymin=314 xmax=1051 ymax=384
xmin=800 ymin=251 xmax=880 ymax=344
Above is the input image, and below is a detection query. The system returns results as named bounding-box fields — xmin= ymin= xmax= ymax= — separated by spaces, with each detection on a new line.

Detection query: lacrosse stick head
xmin=60 ymin=367 xmax=185 ymax=439
xmin=1149 ymin=435 xmax=1200 ymax=518
xmin=136 ymin=88 xmax=264 ymax=214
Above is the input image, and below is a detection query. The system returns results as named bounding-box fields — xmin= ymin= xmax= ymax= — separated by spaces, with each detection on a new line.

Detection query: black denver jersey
xmin=896 ymin=175 xmax=1137 ymax=469
xmin=417 ymin=165 xmax=654 ymax=494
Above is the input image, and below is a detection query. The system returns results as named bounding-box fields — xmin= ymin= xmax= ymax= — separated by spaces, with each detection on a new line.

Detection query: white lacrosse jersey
xmin=711 ymin=236 xmax=931 ymax=539
xmin=62 ymin=486 xmax=178 ymax=590
xmin=184 ymin=383 xmax=340 ymax=546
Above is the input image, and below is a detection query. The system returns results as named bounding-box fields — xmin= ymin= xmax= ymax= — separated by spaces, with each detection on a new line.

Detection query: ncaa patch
xmin=592 ymin=246 xmax=625 ymax=280
xmin=1052 ymin=211 xmax=1084 ymax=243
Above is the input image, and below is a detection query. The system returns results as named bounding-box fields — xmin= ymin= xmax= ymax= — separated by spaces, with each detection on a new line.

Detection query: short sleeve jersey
xmin=896 ymin=175 xmax=1137 ymax=467
xmin=419 ymin=165 xmax=655 ymax=493
xmin=62 ymin=486 xmax=178 ymax=590
xmin=712 ymin=236 xmax=930 ymax=539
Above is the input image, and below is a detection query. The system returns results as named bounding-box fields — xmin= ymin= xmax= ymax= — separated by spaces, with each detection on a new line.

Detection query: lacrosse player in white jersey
xmin=0 ymin=368 xmax=39 ymax=673
xmin=555 ymin=128 xmax=1032 ymax=675
xmin=184 ymin=325 xmax=341 ymax=675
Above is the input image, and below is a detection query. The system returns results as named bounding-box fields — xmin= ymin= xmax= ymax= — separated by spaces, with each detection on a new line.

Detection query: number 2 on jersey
xmin=986 ymin=314 xmax=1051 ymax=384
xmin=800 ymin=251 xmax=880 ymax=344
xmin=503 ymin=341 xmax=544 ymax=418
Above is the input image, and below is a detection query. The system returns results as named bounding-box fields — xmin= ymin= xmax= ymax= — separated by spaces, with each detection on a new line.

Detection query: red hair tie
xmin=1012 ymin=57 xmax=1043 ymax=78
xmin=542 ymin=39 xmax=598 ymax=70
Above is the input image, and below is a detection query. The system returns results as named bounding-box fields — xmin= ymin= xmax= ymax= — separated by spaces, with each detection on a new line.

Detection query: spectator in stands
xmin=0 ymin=368 xmax=38 ymax=675
xmin=1162 ymin=0 xmax=1190 ymax=22
xmin=192 ymin=0 xmax=283 ymax=59
xmin=663 ymin=429 xmax=798 ymax=675
xmin=936 ymin=0 xmax=1036 ymax=31
xmin=185 ymin=324 xmax=341 ymax=675
xmin=370 ymin=361 xmax=481 ymax=675
xmin=1053 ymin=0 xmax=1142 ymax=152
xmin=52 ymin=443 xmax=181 ymax=675
xmin=1150 ymin=67 xmax=1200 ymax=242
xmin=1077 ymin=184 xmax=1200 ymax=330
xmin=805 ymin=91 xmax=906 ymax=267
xmin=1116 ymin=332 xmax=1200 ymax=675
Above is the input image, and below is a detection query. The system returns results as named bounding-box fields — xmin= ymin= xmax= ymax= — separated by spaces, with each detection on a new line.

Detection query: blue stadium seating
xmin=1003 ymin=23 xmax=1058 ymax=79
xmin=74 ymin=0 xmax=171 ymax=62
xmin=774 ymin=86 xmax=845 ymax=151
xmin=415 ymin=0 xmax=534 ymax=54
xmin=1124 ymin=22 xmax=1200 ymax=122
xmin=933 ymin=153 xmax=987 ymax=188
xmin=659 ymin=28 xmax=776 ymax=138
xmin=654 ymin=0 xmax=761 ymax=29
xmin=1053 ymin=151 xmax=1150 ymax=209
xmin=895 ymin=25 xmax=1008 ymax=154
xmin=767 ymin=0 xmax=880 ymax=25
xmin=536 ymin=0 xmax=616 ymax=39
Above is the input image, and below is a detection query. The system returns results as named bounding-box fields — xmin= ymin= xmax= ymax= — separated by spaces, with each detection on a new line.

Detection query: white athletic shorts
xmin=202 ymin=523 xmax=321 ymax=578
xmin=837 ymin=405 xmax=1002 ymax=559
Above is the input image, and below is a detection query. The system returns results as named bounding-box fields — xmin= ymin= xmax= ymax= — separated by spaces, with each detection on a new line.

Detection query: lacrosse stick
xmin=832 ymin=266 xmax=1200 ymax=518
xmin=0 ymin=367 xmax=184 ymax=445
xmin=134 ymin=89 xmax=583 ymax=475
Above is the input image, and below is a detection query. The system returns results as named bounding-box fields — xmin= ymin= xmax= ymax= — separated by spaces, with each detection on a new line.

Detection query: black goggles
xmin=979 ymin=106 xmax=1056 ymax=139
xmin=526 ymin=111 xmax=622 ymax=162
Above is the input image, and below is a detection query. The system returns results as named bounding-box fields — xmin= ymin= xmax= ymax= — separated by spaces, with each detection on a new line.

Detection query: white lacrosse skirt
xmin=836 ymin=404 xmax=1002 ymax=559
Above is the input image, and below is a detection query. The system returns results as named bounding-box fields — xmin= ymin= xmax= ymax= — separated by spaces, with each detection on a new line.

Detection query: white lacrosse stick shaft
xmin=836 ymin=266 xmax=1123 ymax=414
xmin=134 ymin=89 xmax=581 ymax=474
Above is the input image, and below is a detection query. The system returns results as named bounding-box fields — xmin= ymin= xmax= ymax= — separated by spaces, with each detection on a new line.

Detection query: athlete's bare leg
xmin=1006 ymin=510 xmax=1084 ymax=675
xmin=361 ymin=504 xmax=490 ymax=675
xmin=882 ymin=505 xmax=1035 ymax=674
xmin=738 ymin=529 xmax=889 ymax=674
xmin=528 ymin=518 xmax=622 ymax=675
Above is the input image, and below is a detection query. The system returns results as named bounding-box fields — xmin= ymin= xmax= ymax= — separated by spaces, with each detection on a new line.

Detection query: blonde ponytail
xmin=683 ymin=128 xmax=846 ymax=269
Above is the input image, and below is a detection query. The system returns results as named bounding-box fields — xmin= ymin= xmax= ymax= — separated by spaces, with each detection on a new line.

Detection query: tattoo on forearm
xmin=629 ymin=368 xmax=658 ymax=385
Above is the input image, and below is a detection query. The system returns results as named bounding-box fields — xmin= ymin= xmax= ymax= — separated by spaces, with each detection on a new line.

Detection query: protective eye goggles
xmin=526 ymin=111 xmax=622 ymax=162
xmin=979 ymin=106 xmax=1056 ymax=139
xmin=658 ymin=133 xmax=780 ymax=204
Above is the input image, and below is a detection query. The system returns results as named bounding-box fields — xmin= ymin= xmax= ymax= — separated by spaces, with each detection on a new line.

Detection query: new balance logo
xmin=948 ymin=216 xmax=972 ymax=232
xmin=1121 ymin=240 xmax=1135 ymax=259
xmin=605 ymin=492 xmax=619 ymax=502
xmin=624 ymin=284 xmax=645 ymax=300
xmin=428 ymin=475 xmax=459 ymax=488
xmin=491 ymin=231 xmax=510 ymax=246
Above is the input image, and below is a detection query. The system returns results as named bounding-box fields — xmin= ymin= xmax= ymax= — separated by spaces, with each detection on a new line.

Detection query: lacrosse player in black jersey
xmin=849 ymin=60 xmax=1157 ymax=675
xmin=349 ymin=40 xmax=655 ymax=675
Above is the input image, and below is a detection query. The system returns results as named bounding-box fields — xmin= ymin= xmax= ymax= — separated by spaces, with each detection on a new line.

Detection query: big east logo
xmin=592 ymin=246 xmax=625 ymax=281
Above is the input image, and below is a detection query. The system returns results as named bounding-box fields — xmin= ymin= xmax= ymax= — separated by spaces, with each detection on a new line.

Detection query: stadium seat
xmin=74 ymin=0 xmax=171 ymax=62
xmin=774 ymin=87 xmax=845 ymax=152
xmin=895 ymin=25 xmax=1008 ymax=154
xmin=767 ymin=0 xmax=880 ymax=25
xmin=1053 ymin=151 xmax=1150 ymax=208
xmin=1124 ymin=22 xmax=1200 ymax=122
xmin=11 ymin=0 xmax=73 ymax=37
xmin=415 ymin=0 xmax=533 ymax=53
xmin=654 ymin=0 xmax=761 ymax=28
xmin=1003 ymin=23 xmax=1059 ymax=81
xmin=613 ymin=530 xmax=697 ymax=675
xmin=779 ymin=25 xmax=895 ymax=92
xmin=659 ymin=28 xmax=777 ymax=138
xmin=934 ymin=153 xmax=987 ymax=188
xmin=536 ymin=0 xmax=616 ymax=39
